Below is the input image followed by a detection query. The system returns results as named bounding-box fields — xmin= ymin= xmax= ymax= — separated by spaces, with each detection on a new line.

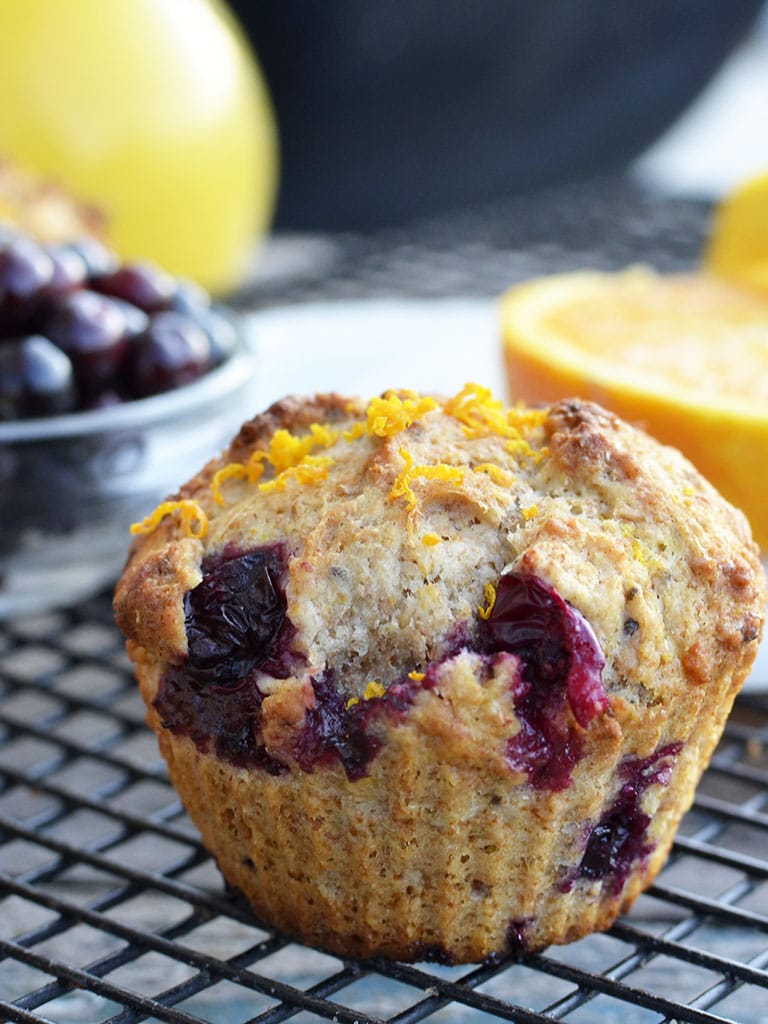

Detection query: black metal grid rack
xmin=2 ymin=179 xmax=768 ymax=1023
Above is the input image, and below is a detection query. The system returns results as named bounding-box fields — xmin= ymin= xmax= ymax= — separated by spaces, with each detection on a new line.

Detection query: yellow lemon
xmin=501 ymin=267 xmax=768 ymax=547
xmin=0 ymin=0 xmax=277 ymax=294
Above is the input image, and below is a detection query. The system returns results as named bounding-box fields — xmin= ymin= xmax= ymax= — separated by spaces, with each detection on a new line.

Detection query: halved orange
xmin=501 ymin=267 xmax=768 ymax=547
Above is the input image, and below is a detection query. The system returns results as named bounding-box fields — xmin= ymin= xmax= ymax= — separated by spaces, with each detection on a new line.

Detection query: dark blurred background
xmin=228 ymin=0 xmax=762 ymax=232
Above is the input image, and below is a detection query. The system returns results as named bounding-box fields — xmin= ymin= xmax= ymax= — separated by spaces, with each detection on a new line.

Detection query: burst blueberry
xmin=184 ymin=546 xmax=290 ymax=689
xmin=153 ymin=545 xmax=295 ymax=770
xmin=481 ymin=572 xmax=608 ymax=790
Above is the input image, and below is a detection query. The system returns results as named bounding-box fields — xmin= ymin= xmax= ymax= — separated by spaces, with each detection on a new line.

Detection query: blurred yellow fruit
xmin=501 ymin=268 xmax=768 ymax=548
xmin=706 ymin=171 xmax=768 ymax=294
xmin=0 ymin=0 xmax=277 ymax=294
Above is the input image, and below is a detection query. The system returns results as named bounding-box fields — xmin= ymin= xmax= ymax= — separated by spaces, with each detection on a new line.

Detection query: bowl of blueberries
xmin=0 ymin=228 xmax=257 ymax=618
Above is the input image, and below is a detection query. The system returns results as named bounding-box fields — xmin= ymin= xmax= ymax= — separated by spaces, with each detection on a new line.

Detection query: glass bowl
xmin=0 ymin=329 xmax=257 ymax=618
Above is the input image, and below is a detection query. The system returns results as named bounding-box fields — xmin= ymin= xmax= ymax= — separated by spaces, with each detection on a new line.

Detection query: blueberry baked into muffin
xmin=114 ymin=384 xmax=766 ymax=962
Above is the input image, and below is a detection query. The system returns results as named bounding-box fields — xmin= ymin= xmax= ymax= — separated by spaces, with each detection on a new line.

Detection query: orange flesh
xmin=545 ymin=274 xmax=768 ymax=401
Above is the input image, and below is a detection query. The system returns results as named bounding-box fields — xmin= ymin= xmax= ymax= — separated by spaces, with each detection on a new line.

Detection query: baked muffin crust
xmin=115 ymin=385 xmax=765 ymax=961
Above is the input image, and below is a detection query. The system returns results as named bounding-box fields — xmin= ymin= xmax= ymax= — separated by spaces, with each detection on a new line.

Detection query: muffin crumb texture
xmin=114 ymin=384 xmax=766 ymax=962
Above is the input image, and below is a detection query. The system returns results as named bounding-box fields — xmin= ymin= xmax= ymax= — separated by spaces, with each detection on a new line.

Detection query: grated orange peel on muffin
xmin=114 ymin=383 xmax=765 ymax=962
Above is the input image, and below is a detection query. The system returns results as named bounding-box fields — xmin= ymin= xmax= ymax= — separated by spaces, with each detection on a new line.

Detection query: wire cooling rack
xmin=2 ymin=177 xmax=768 ymax=1023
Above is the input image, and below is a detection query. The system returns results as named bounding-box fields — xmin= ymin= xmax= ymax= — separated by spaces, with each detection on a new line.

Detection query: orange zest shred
xmin=209 ymin=452 xmax=266 ymax=506
xmin=245 ymin=451 xmax=267 ymax=481
xmin=478 ymin=581 xmax=497 ymax=620
xmin=505 ymin=436 xmax=549 ymax=464
xmin=259 ymin=455 xmax=334 ymax=494
xmin=473 ymin=462 xmax=515 ymax=487
xmin=208 ymin=385 xmax=546 ymax=509
xmin=408 ymin=671 xmax=426 ymax=682
xmin=130 ymin=499 xmax=208 ymax=539
xmin=346 ymin=679 xmax=386 ymax=710
xmin=389 ymin=446 xmax=465 ymax=513
xmin=443 ymin=383 xmax=547 ymax=464
xmin=268 ymin=423 xmax=339 ymax=472
xmin=366 ymin=391 xmax=438 ymax=438
xmin=444 ymin=382 xmax=510 ymax=437
xmin=621 ymin=522 xmax=659 ymax=567
xmin=415 ymin=464 xmax=465 ymax=485
xmin=211 ymin=462 xmax=248 ymax=506
xmin=210 ymin=423 xmax=339 ymax=502
xmin=389 ymin=447 xmax=418 ymax=511
xmin=342 ymin=421 xmax=367 ymax=441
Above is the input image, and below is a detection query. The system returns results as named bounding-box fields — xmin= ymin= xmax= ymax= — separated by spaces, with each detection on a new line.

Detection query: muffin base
xmin=140 ymin=651 xmax=741 ymax=963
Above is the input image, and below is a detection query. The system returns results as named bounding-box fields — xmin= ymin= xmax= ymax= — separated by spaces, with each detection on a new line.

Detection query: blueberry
xmin=170 ymin=278 xmax=211 ymax=316
xmin=156 ymin=664 xmax=287 ymax=773
xmin=151 ymin=546 xmax=295 ymax=772
xmin=192 ymin=306 xmax=237 ymax=365
xmin=0 ymin=228 xmax=230 ymax=418
xmin=45 ymin=290 xmax=129 ymax=400
xmin=63 ymin=237 xmax=118 ymax=277
xmin=169 ymin=281 xmax=237 ymax=367
xmin=0 ymin=236 xmax=55 ymax=335
xmin=27 ymin=245 xmax=89 ymax=328
xmin=91 ymin=261 xmax=176 ymax=313
xmin=81 ymin=388 xmax=124 ymax=411
xmin=0 ymin=335 xmax=76 ymax=419
xmin=123 ymin=311 xmax=212 ymax=397
xmin=45 ymin=244 xmax=88 ymax=297
xmin=293 ymin=672 xmax=381 ymax=780
xmin=107 ymin=298 xmax=150 ymax=338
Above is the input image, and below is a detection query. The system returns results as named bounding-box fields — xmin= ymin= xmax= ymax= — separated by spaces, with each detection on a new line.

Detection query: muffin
xmin=114 ymin=384 xmax=766 ymax=963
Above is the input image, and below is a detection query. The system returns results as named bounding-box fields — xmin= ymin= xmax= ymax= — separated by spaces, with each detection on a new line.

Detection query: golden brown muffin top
xmin=114 ymin=384 xmax=766 ymax=713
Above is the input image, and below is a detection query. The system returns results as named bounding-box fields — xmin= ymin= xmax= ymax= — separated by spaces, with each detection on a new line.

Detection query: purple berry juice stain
xmin=157 ymin=665 xmax=287 ymax=773
xmin=293 ymin=670 xmax=431 ymax=780
xmin=293 ymin=671 xmax=381 ymax=780
xmin=505 ymin=916 xmax=532 ymax=953
xmin=577 ymin=742 xmax=683 ymax=893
